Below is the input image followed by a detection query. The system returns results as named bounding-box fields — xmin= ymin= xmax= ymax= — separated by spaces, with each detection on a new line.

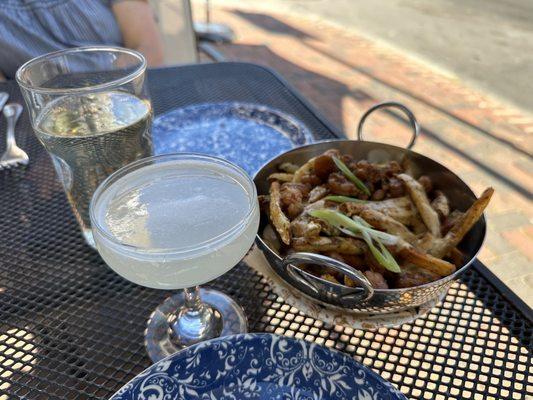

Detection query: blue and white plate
xmin=153 ymin=102 xmax=312 ymax=175
xmin=111 ymin=333 xmax=406 ymax=400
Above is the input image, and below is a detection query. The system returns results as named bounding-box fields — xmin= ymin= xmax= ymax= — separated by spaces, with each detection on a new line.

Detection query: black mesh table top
xmin=0 ymin=62 xmax=531 ymax=400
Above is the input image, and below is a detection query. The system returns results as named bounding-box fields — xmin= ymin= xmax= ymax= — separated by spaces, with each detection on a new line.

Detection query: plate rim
xmin=153 ymin=101 xmax=314 ymax=143
xmin=110 ymin=332 xmax=406 ymax=399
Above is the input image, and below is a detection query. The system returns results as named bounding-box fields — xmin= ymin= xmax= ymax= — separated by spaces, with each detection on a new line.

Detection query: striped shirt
xmin=0 ymin=0 xmax=124 ymax=79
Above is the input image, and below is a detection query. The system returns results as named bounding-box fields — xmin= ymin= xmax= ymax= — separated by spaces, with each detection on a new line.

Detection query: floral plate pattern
xmin=111 ymin=333 xmax=406 ymax=400
xmin=153 ymin=102 xmax=313 ymax=175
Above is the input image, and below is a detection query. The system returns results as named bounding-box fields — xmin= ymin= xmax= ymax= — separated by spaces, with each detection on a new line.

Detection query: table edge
xmin=149 ymin=62 xmax=346 ymax=139
xmin=472 ymin=259 xmax=533 ymax=323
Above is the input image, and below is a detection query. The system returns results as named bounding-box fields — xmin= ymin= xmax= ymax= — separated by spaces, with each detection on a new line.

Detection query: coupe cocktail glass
xmin=90 ymin=153 xmax=259 ymax=362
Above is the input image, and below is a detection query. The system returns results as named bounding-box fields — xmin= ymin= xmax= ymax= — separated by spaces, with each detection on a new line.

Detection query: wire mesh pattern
xmin=0 ymin=63 xmax=531 ymax=400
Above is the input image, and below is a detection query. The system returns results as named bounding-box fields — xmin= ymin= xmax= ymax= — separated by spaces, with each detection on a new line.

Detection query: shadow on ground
xmin=219 ymin=43 xmax=358 ymax=131
xmin=222 ymin=10 xmax=533 ymax=199
xmin=233 ymin=9 xmax=532 ymax=160
xmin=233 ymin=10 xmax=316 ymax=39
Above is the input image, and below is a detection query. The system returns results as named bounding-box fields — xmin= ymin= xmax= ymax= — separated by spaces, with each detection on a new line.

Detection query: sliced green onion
xmin=309 ymin=209 xmax=362 ymax=231
xmin=359 ymin=231 xmax=401 ymax=273
xmin=352 ymin=215 xmax=371 ymax=228
xmin=324 ymin=195 xmax=367 ymax=203
xmin=332 ymin=156 xmax=370 ymax=196
xmin=376 ymin=237 xmax=402 ymax=273
xmin=309 ymin=209 xmax=401 ymax=273
xmin=338 ymin=227 xmax=361 ymax=239
xmin=309 ymin=210 xmax=398 ymax=244
xmin=361 ymin=230 xmax=387 ymax=268
xmin=352 ymin=215 xmax=397 ymax=245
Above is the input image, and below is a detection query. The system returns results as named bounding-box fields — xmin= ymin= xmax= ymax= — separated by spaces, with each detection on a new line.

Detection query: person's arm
xmin=112 ymin=0 xmax=164 ymax=67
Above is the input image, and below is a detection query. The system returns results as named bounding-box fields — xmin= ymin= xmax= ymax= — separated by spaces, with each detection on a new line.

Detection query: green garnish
xmin=309 ymin=209 xmax=401 ymax=273
xmin=309 ymin=210 xmax=397 ymax=245
xmin=361 ymin=231 xmax=401 ymax=273
xmin=332 ymin=156 xmax=370 ymax=196
xmin=352 ymin=215 xmax=371 ymax=228
xmin=324 ymin=195 xmax=367 ymax=203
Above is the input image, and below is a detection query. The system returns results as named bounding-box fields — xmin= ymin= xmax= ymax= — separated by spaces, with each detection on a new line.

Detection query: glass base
xmin=145 ymin=288 xmax=247 ymax=363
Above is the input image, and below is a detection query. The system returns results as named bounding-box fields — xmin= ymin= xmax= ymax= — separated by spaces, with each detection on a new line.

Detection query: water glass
xmin=16 ymin=46 xmax=153 ymax=246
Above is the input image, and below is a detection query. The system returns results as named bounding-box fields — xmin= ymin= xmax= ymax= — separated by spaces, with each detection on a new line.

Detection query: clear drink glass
xmin=16 ymin=46 xmax=153 ymax=247
xmin=89 ymin=153 xmax=259 ymax=362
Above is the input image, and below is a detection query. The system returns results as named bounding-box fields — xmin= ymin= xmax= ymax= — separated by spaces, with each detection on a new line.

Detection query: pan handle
xmin=357 ymin=101 xmax=419 ymax=150
xmin=281 ymin=252 xmax=374 ymax=304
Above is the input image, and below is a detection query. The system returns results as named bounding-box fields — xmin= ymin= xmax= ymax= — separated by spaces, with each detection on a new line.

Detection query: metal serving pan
xmin=254 ymin=103 xmax=487 ymax=314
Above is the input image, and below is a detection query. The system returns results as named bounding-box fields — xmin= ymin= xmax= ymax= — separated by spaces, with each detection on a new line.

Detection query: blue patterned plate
xmin=153 ymin=102 xmax=312 ymax=175
xmin=111 ymin=333 xmax=406 ymax=400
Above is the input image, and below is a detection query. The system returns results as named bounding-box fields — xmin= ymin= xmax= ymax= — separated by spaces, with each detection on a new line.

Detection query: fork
xmin=0 ymin=103 xmax=29 ymax=168
xmin=0 ymin=92 xmax=7 ymax=110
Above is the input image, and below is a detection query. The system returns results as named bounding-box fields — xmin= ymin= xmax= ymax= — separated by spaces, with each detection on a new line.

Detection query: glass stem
xmin=167 ymin=286 xmax=222 ymax=348
xmin=183 ymin=286 xmax=203 ymax=311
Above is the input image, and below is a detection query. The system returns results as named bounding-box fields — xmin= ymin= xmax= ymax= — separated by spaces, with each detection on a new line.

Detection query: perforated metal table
xmin=0 ymin=63 xmax=531 ymax=400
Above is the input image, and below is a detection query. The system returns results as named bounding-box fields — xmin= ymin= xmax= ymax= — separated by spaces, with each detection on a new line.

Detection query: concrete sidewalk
xmin=195 ymin=3 xmax=532 ymax=306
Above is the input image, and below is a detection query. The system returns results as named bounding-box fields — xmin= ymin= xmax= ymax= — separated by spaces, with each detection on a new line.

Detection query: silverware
xmin=0 ymin=103 xmax=29 ymax=169
xmin=0 ymin=92 xmax=8 ymax=111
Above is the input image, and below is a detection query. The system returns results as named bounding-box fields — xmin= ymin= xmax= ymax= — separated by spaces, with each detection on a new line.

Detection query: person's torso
xmin=0 ymin=0 xmax=124 ymax=79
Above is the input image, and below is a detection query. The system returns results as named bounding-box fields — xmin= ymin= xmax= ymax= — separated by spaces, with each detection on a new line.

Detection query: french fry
xmin=267 ymin=172 xmax=294 ymax=182
xmin=431 ymin=190 xmax=450 ymax=218
xmin=269 ymin=181 xmax=291 ymax=245
xmin=398 ymin=173 xmax=441 ymax=237
xmin=359 ymin=208 xmax=418 ymax=244
xmin=400 ymin=247 xmax=456 ymax=277
xmin=309 ymin=185 xmax=329 ymax=203
xmin=292 ymin=156 xmax=316 ymax=182
xmin=410 ymin=216 xmax=428 ymax=234
xmin=430 ymin=188 xmax=494 ymax=258
xmin=304 ymin=199 xmax=341 ymax=236
xmin=448 ymin=247 xmax=464 ymax=267
xmin=442 ymin=209 xmax=463 ymax=235
xmin=290 ymin=215 xmax=322 ymax=238
xmin=278 ymin=162 xmax=300 ymax=173
xmin=303 ymin=199 xmax=328 ymax=213
xmin=341 ymin=196 xmax=418 ymax=225
xmin=415 ymin=232 xmax=435 ymax=252
xmin=395 ymin=264 xmax=441 ymax=288
xmin=447 ymin=188 xmax=493 ymax=244
xmin=292 ymin=236 xmax=366 ymax=255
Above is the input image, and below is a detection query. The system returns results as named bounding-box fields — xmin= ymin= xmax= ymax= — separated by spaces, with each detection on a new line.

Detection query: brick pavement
xmin=197 ymin=3 xmax=532 ymax=306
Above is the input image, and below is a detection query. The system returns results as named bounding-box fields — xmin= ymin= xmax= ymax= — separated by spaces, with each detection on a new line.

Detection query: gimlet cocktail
xmin=90 ymin=153 xmax=259 ymax=362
